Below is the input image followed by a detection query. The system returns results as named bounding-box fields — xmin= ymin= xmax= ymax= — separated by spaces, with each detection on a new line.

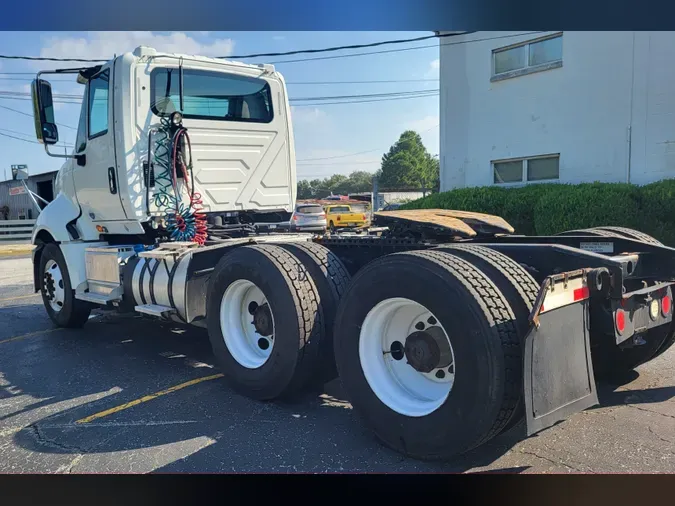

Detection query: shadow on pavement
xmin=3 ymin=305 xmax=672 ymax=473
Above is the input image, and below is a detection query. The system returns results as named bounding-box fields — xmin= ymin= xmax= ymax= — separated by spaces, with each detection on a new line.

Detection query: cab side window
xmin=74 ymin=87 xmax=88 ymax=153
xmin=88 ymin=69 xmax=110 ymax=139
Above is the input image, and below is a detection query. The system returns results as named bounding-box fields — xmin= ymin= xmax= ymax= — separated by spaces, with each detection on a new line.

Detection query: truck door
xmin=71 ymin=63 xmax=127 ymax=223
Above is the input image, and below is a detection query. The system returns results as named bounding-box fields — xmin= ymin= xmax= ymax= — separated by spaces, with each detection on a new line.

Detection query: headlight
xmin=171 ymin=111 xmax=183 ymax=126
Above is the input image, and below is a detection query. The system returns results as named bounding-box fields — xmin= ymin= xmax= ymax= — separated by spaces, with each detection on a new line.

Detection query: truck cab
xmin=31 ymin=46 xmax=297 ymax=245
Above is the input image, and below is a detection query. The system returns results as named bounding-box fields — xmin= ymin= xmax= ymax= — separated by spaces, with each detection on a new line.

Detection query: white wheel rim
xmin=219 ymin=279 xmax=275 ymax=369
xmin=359 ymin=297 xmax=455 ymax=417
xmin=43 ymin=259 xmax=66 ymax=313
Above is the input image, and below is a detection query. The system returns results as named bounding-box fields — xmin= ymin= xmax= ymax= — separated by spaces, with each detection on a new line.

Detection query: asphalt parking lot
xmin=1 ymin=253 xmax=674 ymax=473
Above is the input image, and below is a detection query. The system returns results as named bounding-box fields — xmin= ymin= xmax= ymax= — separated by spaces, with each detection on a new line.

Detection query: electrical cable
xmin=0 ymin=104 xmax=77 ymax=130
xmin=0 ymin=31 xmax=546 ymax=64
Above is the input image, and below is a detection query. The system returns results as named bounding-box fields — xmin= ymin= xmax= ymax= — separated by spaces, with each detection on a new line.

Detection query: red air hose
xmin=170 ymin=127 xmax=208 ymax=245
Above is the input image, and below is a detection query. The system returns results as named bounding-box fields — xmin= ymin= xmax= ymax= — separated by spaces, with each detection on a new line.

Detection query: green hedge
xmin=399 ymin=181 xmax=675 ymax=244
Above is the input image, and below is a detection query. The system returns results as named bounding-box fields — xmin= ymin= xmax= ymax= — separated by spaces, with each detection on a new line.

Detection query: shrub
xmin=400 ymin=180 xmax=675 ymax=244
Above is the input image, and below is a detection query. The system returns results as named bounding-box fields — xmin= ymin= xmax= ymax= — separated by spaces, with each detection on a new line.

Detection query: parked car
xmin=382 ymin=202 xmax=403 ymax=211
xmin=291 ymin=203 xmax=327 ymax=233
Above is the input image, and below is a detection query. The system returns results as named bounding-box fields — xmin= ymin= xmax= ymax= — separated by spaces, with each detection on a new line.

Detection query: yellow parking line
xmin=0 ymin=328 xmax=60 ymax=345
xmin=75 ymin=373 xmax=225 ymax=424
xmin=0 ymin=293 xmax=40 ymax=303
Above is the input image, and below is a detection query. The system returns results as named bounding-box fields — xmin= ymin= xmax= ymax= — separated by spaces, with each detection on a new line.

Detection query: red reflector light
xmin=573 ymin=286 xmax=590 ymax=301
xmin=663 ymin=295 xmax=671 ymax=315
xmin=616 ymin=309 xmax=626 ymax=333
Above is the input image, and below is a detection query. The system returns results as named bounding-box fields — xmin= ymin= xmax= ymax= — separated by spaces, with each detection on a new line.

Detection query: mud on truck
xmin=26 ymin=46 xmax=675 ymax=461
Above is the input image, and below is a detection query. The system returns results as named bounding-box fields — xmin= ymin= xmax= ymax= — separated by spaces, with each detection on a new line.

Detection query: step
xmin=135 ymin=304 xmax=176 ymax=318
xmin=76 ymin=292 xmax=120 ymax=305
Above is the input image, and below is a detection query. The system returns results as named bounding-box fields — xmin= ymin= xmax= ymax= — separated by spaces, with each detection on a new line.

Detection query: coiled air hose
xmin=148 ymin=117 xmax=207 ymax=245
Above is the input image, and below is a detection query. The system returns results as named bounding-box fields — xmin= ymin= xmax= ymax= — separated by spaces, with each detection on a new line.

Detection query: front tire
xmin=333 ymin=249 xmax=521 ymax=460
xmin=39 ymin=242 xmax=92 ymax=328
xmin=206 ymin=244 xmax=326 ymax=400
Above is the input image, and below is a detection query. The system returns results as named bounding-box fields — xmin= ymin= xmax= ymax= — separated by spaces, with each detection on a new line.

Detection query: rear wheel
xmin=333 ymin=249 xmax=521 ymax=460
xmin=206 ymin=244 xmax=325 ymax=400
xmin=39 ymin=242 xmax=92 ymax=328
xmin=278 ymin=241 xmax=351 ymax=383
xmin=435 ymin=244 xmax=539 ymax=432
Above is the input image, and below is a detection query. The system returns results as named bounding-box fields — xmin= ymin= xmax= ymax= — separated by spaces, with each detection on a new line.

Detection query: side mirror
xmin=31 ymin=78 xmax=59 ymax=145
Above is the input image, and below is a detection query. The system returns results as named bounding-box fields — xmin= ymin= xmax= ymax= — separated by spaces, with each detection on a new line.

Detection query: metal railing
xmin=0 ymin=219 xmax=35 ymax=243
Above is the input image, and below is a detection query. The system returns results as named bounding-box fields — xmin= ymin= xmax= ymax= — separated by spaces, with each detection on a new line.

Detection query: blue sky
xmin=0 ymin=31 xmax=439 ymax=182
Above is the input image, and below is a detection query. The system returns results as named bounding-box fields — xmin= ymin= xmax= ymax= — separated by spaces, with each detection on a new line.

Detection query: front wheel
xmin=38 ymin=242 xmax=92 ymax=328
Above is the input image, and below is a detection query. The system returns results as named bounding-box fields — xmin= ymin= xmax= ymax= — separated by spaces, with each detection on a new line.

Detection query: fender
xmin=31 ymin=193 xmax=98 ymax=244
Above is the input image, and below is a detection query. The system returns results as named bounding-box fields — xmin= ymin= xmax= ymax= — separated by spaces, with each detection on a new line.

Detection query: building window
xmin=493 ymin=155 xmax=560 ymax=185
xmin=492 ymin=33 xmax=562 ymax=81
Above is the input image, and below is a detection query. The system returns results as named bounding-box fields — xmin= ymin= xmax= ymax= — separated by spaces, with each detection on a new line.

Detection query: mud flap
xmin=524 ymin=278 xmax=599 ymax=436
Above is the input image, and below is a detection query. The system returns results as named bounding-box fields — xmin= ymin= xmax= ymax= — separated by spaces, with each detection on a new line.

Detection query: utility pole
xmin=372 ymin=175 xmax=379 ymax=213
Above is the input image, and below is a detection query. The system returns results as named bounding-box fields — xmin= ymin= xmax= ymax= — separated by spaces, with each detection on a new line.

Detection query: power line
xmin=296 ymin=124 xmax=439 ymax=162
xmin=0 ymin=54 xmax=104 ymax=62
xmin=267 ymin=31 xmax=546 ymax=64
xmin=292 ymin=92 xmax=438 ymax=107
xmin=287 ymin=79 xmax=438 ymax=85
xmin=225 ymin=32 xmax=472 ymax=59
xmin=297 ymin=160 xmax=379 ymax=167
xmin=0 ymin=104 xmax=77 ymax=130
xmin=0 ymin=31 xmax=545 ymax=65
xmin=0 ymin=130 xmax=73 ymax=147
xmin=290 ymin=89 xmax=438 ymax=102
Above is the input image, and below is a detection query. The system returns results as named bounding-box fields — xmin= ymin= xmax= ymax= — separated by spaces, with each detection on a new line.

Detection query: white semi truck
xmin=27 ymin=46 xmax=675 ymax=461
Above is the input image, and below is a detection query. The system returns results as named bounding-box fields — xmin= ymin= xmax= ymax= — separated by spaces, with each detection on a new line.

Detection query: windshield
xmin=329 ymin=206 xmax=351 ymax=213
xmin=151 ymin=68 xmax=273 ymax=123
xmin=296 ymin=205 xmax=324 ymax=214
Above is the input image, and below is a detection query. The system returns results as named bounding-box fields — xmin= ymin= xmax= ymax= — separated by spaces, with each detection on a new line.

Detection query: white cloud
xmin=406 ymin=115 xmax=439 ymax=133
xmin=37 ymin=31 xmax=236 ymax=66
xmin=425 ymin=58 xmax=440 ymax=78
xmin=290 ymin=106 xmax=327 ymax=125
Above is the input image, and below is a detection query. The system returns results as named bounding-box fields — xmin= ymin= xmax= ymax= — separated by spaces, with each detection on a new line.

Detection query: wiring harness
xmin=149 ymin=116 xmax=207 ymax=245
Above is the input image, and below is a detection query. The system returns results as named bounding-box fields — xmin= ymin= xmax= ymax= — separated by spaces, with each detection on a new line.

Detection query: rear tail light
xmin=615 ymin=309 xmax=626 ymax=334
xmin=362 ymin=214 xmax=367 ymax=220
xmin=292 ymin=215 xmax=298 ymax=221
xmin=663 ymin=294 xmax=671 ymax=316
xmin=319 ymin=213 xmax=325 ymax=218
xmin=337 ymin=216 xmax=341 ymax=221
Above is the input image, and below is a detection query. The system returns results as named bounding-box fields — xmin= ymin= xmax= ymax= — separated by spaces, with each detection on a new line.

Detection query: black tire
xmin=38 ymin=242 xmax=92 ymax=328
xmin=278 ymin=241 xmax=351 ymax=383
xmin=329 ymin=221 xmax=336 ymax=233
xmin=554 ymin=228 xmax=618 ymax=237
xmin=333 ymin=249 xmax=521 ymax=461
xmin=589 ymin=226 xmax=662 ymax=244
xmin=435 ymin=244 xmax=539 ymax=432
xmin=206 ymin=244 xmax=325 ymax=400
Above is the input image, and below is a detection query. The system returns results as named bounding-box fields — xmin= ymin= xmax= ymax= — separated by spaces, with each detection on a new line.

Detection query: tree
xmin=379 ymin=130 xmax=438 ymax=194
xmin=296 ymin=170 xmax=376 ymax=199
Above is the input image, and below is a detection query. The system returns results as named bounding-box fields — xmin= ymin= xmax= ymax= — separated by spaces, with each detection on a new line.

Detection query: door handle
xmin=108 ymin=167 xmax=117 ymax=194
